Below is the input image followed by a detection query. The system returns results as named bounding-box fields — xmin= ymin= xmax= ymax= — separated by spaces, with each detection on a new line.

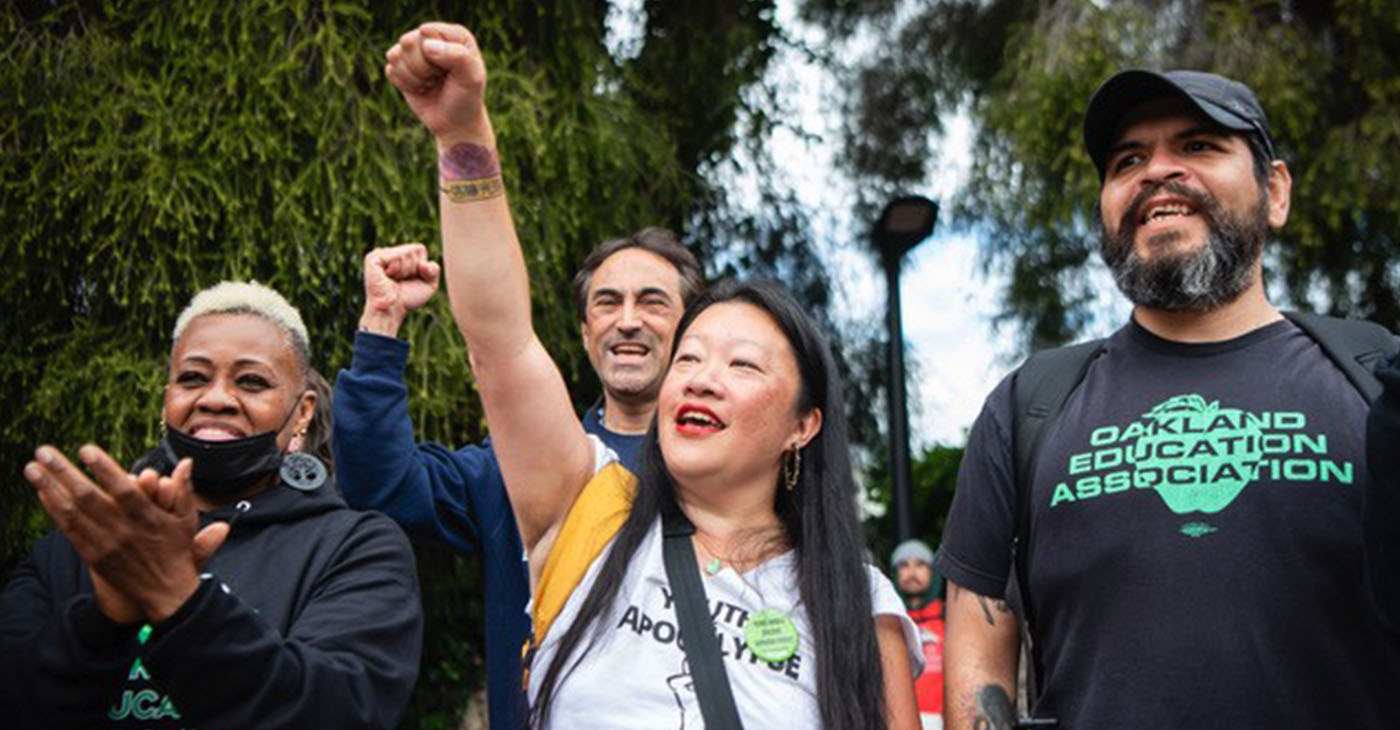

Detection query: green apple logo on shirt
xmin=1136 ymin=394 xmax=1263 ymax=513
xmin=1049 ymin=393 xmax=1353 ymax=532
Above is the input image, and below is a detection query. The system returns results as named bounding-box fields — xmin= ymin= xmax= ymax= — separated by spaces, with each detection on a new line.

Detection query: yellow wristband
xmin=441 ymin=176 xmax=504 ymax=202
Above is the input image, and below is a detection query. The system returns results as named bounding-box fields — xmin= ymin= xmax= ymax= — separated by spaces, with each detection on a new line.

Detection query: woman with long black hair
xmin=527 ymin=279 xmax=921 ymax=729
xmin=382 ymin=21 xmax=922 ymax=730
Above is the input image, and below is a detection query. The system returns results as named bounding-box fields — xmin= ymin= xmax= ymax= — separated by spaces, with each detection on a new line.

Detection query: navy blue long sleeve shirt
xmin=332 ymin=331 xmax=642 ymax=730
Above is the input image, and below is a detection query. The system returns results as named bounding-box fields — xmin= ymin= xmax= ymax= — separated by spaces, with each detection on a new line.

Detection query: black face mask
xmin=160 ymin=406 xmax=298 ymax=498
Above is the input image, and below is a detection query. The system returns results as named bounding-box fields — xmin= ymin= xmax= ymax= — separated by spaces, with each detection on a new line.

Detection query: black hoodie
xmin=0 ymin=478 xmax=423 ymax=729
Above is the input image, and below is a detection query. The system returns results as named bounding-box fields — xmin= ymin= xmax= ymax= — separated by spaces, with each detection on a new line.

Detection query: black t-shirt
xmin=937 ymin=318 xmax=1400 ymax=729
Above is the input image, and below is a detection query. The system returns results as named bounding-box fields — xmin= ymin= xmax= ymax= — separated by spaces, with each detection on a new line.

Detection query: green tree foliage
xmin=861 ymin=444 xmax=963 ymax=577
xmin=1 ymin=1 xmax=803 ymax=725
xmin=815 ymin=0 xmax=1400 ymax=352
xmin=634 ymin=0 xmax=891 ymax=448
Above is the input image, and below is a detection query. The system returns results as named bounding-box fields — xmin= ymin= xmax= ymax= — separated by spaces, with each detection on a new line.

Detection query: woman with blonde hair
xmin=1 ymin=281 xmax=422 ymax=729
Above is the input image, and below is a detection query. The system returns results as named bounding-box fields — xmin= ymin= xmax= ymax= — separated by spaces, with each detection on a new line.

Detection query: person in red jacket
xmin=893 ymin=539 xmax=945 ymax=729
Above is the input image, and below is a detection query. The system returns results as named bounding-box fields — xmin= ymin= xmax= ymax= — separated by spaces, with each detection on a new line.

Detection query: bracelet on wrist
xmin=440 ymin=176 xmax=504 ymax=202
xmin=438 ymin=142 xmax=503 ymax=202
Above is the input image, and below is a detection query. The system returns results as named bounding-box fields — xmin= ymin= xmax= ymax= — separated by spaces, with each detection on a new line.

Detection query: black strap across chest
xmin=661 ymin=505 xmax=745 ymax=730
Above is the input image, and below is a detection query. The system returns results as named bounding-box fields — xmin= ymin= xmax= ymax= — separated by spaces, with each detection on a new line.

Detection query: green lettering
xmin=1129 ymin=440 xmax=1149 ymax=461
xmin=1208 ymin=413 xmax=1238 ymax=430
xmin=155 ymin=693 xmax=181 ymax=720
xmin=1068 ymin=452 xmax=1092 ymax=475
xmin=1090 ymin=426 xmax=1119 ymax=446
xmin=1050 ymin=482 xmax=1076 ymax=507
xmin=1282 ymin=459 xmax=1318 ymax=481
xmin=1157 ymin=440 xmax=1186 ymax=459
xmin=1261 ymin=434 xmax=1291 ymax=454
xmin=1135 ymin=467 xmax=1162 ymax=488
xmin=1214 ymin=434 xmax=1253 ymax=455
xmin=128 ymin=657 xmax=149 ymax=681
xmin=1167 ymin=465 xmax=1196 ymax=483
xmin=1321 ymin=460 xmax=1353 ymax=483
xmin=1215 ymin=462 xmax=1244 ymax=482
xmin=108 ymin=691 xmax=133 ymax=720
xmin=1273 ymin=411 xmax=1306 ymax=429
xmin=1293 ymin=433 xmax=1327 ymax=455
xmin=1187 ymin=439 xmax=1219 ymax=457
xmin=1122 ymin=421 xmax=1148 ymax=441
xmin=1103 ymin=470 xmax=1132 ymax=494
xmin=1094 ymin=448 xmax=1124 ymax=470
xmin=132 ymin=689 xmax=160 ymax=720
xmin=1075 ymin=476 xmax=1102 ymax=500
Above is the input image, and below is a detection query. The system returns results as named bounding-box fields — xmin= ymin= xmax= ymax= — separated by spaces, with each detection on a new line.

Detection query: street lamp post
xmin=872 ymin=195 xmax=938 ymax=544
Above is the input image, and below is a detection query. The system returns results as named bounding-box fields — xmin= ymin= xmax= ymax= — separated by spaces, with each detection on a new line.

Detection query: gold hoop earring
xmin=783 ymin=446 xmax=802 ymax=492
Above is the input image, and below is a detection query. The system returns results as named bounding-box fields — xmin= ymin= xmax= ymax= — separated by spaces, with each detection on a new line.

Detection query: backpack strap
xmin=1281 ymin=312 xmax=1399 ymax=640
xmin=522 ymin=462 xmax=636 ymax=686
xmin=1282 ymin=311 xmax=1397 ymax=403
xmin=1009 ymin=338 xmax=1106 ymax=707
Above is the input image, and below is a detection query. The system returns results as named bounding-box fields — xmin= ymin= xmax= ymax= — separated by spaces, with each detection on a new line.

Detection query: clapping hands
xmin=24 ymin=446 xmax=230 ymax=624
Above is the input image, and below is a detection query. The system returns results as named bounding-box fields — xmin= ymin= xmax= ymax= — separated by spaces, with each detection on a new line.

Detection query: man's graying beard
xmin=1099 ymin=180 xmax=1270 ymax=313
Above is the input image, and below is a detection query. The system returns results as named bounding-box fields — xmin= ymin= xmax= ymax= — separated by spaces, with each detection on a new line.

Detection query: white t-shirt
xmin=527 ymin=513 xmax=923 ymax=729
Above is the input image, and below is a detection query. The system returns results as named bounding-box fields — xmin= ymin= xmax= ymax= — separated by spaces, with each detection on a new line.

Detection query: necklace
xmin=692 ymin=523 xmax=799 ymax=663
xmin=692 ymin=531 xmax=737 ymax=576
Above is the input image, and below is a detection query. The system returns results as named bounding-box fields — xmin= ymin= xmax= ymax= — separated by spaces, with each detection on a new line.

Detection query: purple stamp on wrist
xmin=439 ymin=143 xmax=500 ymax=180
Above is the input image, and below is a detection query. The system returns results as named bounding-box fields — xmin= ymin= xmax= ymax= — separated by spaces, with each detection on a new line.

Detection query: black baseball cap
xmin=1083 ymin=69 xmax=1277 ymax=179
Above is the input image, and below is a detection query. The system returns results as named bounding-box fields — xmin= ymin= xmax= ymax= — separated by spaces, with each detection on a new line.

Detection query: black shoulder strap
xmin=661 ymin=506 xmax=745 ymax=730
xmin=1282 ymin=310 xmax=1397 ymax=403
xmin=1282 ymin=312 xmax=1400 ymax=641
xmin=1009 ymin=338 xmax=1106 ymax=707
xmin=1012 ymin=339 xmax=1109 ymax=495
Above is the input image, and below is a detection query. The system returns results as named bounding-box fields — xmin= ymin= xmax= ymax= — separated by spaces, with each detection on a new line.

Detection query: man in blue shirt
xmin=333 ymin=231 xmax=702 ymax=730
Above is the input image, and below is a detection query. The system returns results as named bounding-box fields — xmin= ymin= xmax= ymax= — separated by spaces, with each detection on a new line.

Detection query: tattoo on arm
xmin=439 ymin=143 xmax=503 ymax=202
xmin=971 ymin=684 xmax=1016 ymax=730
xmin=976 ymin=595 xmax=1012 ymax=626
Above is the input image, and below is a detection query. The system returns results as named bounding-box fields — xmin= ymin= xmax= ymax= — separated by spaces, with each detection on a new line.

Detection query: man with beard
xmin=332 ymin=232 xmax=702 ymax=730
xmin=937 ymin=70 xmax=1400 ymax=730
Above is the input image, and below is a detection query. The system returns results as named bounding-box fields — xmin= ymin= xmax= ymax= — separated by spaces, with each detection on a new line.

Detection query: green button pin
xmin=744 ymin=608 xmax=798 ymax=663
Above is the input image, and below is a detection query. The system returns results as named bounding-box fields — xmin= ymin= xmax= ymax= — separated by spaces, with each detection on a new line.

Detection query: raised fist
xmin=385 ymin=22 xmax=489 ymax=142
xmin=360 ymin=243 xmax=442 ymax=337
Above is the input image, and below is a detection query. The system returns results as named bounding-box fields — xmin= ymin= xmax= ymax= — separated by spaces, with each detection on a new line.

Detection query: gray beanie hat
xmin=891 ymin=539 xmax=935 ymax=567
